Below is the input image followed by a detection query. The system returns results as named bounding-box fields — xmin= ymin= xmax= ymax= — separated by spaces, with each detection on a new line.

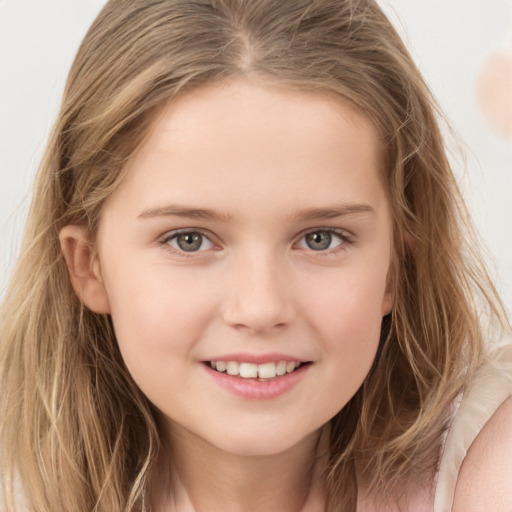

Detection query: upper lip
xmin=201 ymin=353 xmax=309 ymax=364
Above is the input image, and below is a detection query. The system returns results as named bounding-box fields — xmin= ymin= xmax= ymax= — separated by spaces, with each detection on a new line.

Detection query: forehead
xmin=145 ymin=80 xmax=381 ymax=161
xmin=105 ymin=80 xmax=387 ymax=218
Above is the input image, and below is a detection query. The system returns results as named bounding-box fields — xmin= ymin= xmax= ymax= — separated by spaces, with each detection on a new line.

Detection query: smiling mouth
xmin=207 ymin=360 xmax=310 ymax=380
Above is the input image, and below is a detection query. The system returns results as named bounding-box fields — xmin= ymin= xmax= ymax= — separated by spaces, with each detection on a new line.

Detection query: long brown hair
xmin=0 ymin=0 xmax=507 ymax=510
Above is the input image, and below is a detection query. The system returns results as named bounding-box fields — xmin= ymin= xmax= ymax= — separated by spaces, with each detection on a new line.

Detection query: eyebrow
xmin=137 ymin=202 xmax=375 ymax=222
xmin=138 ymin=205 xmax=233 ymax=222
xmin=291 ymin=204 xmax=376 ymax=221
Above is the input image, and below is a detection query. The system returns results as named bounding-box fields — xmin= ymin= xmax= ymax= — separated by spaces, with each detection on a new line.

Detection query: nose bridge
xmin=222 ymin=245 xmax=294 ymax=333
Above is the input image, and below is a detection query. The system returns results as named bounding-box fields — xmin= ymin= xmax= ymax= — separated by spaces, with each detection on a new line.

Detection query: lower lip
xmin=203 ymin=364 xmax=310 ymax=400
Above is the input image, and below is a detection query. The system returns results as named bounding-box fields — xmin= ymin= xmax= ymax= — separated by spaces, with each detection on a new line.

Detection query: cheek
xmin=302 ymin=265 xmax=387 ymax=399
xmin=307 ymin=264 xmax=388 ymax=339
xmin=103 ymin=264 xmax=219 ymax=369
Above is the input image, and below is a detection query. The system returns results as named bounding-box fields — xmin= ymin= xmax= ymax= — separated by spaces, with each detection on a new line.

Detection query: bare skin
xmin=150 ymin=425 xmax=329 ymax=512
xmin=61 ymin=80 xmax=392 ymax=512
xmin=61 ymin=79 xmax=512 ymax=511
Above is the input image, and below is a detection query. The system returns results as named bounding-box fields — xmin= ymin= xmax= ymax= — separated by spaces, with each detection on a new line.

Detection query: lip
xmin=202 ymin=352 xmax=306 ymax=365
xmin=202 ymin=360 xmax=311 ymax=400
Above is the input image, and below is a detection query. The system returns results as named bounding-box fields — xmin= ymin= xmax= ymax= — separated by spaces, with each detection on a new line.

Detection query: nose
xmin=221 ymin=250 xmax=295 ymax=334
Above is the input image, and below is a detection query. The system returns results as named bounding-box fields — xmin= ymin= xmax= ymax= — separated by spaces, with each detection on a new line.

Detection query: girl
xmin=1 ymin=1 xmax=511 ymax=510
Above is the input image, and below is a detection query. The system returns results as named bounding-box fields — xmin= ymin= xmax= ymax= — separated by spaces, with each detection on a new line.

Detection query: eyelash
xmin=159 ymin=229 xmax=217 ymax=257
xmin=296 ymin=228 xmax=354 ymax=256
xmin=158 ymin=228 xmax=354 ymax=257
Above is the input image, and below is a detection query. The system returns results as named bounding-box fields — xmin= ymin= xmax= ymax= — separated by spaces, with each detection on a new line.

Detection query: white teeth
xmin=226 ymin=361 xmax=239 ymax=375
xmin=286 ymin=361 xmax=296 ymax=374
xmin=210 ymin=360 xmax=303 ymax=379
xmin=258 ymin=362 xmax=277 ymax=379
xmin=239 ymin=363 xmax=258 ymax=378
xmin=276 ymin=361 xmax=287 ymax=376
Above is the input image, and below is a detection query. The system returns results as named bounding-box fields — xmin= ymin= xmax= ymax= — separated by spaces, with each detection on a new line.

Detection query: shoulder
xmin=452 ymin=395 xmax=512 ymax=511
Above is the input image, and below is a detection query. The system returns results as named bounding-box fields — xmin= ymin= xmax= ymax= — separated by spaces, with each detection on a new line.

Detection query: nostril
xmin=229 ymin=321 xmax=288 ymax=334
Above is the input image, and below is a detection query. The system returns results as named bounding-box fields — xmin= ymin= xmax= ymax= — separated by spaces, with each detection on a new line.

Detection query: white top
xmin=434 ymin=338 xmax=512 ymax=511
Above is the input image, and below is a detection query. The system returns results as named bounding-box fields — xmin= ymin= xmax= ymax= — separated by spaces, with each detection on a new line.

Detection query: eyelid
xmin=294 ymin=227 xmax=354 ymax=253
xmin=159 ymin=228 xmax=218 ymax=255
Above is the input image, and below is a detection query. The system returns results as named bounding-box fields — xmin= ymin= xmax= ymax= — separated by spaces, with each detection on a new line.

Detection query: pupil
xmin=177 ymin=233 xmax=202 ymax=252
xmin=306 ymin=231 xmax=331 ymax=251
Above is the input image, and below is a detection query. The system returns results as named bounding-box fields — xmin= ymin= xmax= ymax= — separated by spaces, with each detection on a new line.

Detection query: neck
xmin=150 ymin=423 xmax=329 ymax=512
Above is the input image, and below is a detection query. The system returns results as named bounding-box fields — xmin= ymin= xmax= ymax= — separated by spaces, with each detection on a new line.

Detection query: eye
xmin=296 ymin=229 xmax=348 ymax=251
xmin=164 ymin=231 xmax=214 ymax=253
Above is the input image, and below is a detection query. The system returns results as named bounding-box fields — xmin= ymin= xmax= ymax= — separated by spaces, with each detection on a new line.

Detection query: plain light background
xmin=1 ymin=1 xmax=511 ymax=316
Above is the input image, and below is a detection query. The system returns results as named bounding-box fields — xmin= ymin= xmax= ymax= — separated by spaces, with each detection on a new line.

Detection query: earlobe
xmin=59 ymin=225 xmax=111 ymax=314
xmin=381 ymin=291 xmax=393 ymax=317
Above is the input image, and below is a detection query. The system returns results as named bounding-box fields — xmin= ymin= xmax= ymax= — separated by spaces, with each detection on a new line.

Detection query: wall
xmin=1 ymin=0 xmax=511 ymax=316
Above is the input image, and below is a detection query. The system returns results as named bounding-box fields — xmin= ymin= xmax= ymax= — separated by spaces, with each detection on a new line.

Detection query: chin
xmin=205 ymin=423 xmax=322 ymax=458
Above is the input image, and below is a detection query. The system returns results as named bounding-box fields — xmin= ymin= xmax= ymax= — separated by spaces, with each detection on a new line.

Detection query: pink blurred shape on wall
xmin=476 ymin=49 xmax=512 ymax=140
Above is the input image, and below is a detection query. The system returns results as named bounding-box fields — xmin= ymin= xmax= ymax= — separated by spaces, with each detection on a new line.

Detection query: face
xmin=89 ymin=81 xmax=393 ymax=457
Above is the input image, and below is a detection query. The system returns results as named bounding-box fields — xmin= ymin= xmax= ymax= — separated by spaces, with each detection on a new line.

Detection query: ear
xmin=381 ymin=264 xmax=395 ymax=317
xmin=59 ymin=225 xmax=111 ymax=314
xmin=381 ymin=288 xmax=393 ymax=317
